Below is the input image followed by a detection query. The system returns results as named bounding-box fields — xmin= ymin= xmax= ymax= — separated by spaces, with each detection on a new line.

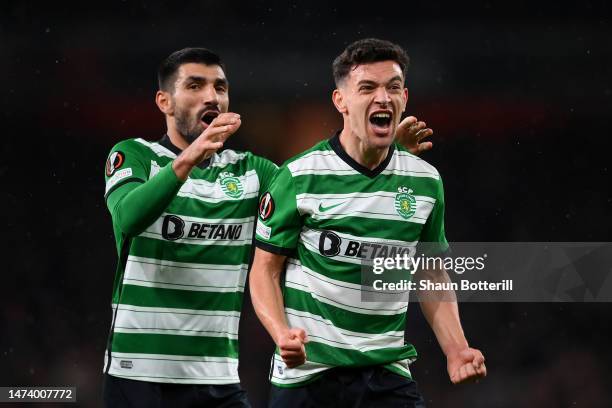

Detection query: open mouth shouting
xmin=368 ymin=110 xmax=393 ymax=137
xmin=200 ymin=110 xmax=220 ymax=129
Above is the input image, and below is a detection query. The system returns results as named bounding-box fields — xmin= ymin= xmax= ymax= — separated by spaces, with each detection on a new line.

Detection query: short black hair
xmin=158 ymin=47 xmax=226 ymax=92
xmin=332 ymin=38 xmax=410 ymax=86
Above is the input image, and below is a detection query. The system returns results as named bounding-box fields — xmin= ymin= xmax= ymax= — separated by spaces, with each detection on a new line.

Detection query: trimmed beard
xmin=174 ymin=105 xmax=204 ymax=144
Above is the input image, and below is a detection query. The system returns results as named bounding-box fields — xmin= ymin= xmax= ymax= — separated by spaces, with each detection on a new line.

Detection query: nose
xmin=202 ymin=84 xmax=219 ymax=105
xmin=374 ymin=86 xmax=391 ymax=106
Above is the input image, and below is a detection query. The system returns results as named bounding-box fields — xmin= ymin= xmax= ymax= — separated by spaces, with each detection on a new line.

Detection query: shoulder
xmin=244 ymin=151 xmax=278 ymax=170
xmin=393 ymin=143 xmax=441 ymax=180
xmin=107 ymin=138 xmax=169 ymax=160
xmin=282 ymin=139 xmax=335 ymax=175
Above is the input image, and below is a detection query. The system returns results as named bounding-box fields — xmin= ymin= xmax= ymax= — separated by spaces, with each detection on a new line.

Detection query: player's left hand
xmin=395 ymin=116 xmax=433 ymax=155
xmin=447 ymin=347 xmax=487 ymax=384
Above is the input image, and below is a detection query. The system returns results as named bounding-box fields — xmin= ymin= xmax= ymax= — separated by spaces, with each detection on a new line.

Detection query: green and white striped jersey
xmin=103 ymin=136 xmax=277 ymax=384
xmin=255 ymin=133 xmax=448 ymax=387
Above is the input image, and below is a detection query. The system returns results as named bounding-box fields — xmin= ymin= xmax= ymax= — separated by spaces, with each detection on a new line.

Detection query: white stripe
xmin=107 ymin=352 xmax=239 ymax=384
xmin=285 ymin=308 xmax=404 ymax=352
xmin=135 ymin=138 xmax=177 ymax=159
xmin=393 ymin=150 xmax=440 ymax=178
xmin=113 ymin=306 xmax=241 ymax=337
xmin=302 ymin=226 xmax=417 ymax=248
xmin=389 ymin=360 xmax=413 ymax=376
xmin=285 ymin=261 xmax=408 ymax=315
xmin=136 ymin=140 xmax=250 ymax=173
xmin=286 ymin=149 xmax=440 ymax=179
xmin=270 ymin=354 xmax=331 ymax=385
xmin=299 ymin=227 xmax=417 ymax=266
xmin=111 ymin=304 xmax=241 ymax=318
xmin=140 ymin=214 xmax=254 ymax=247
xmin=210 ymin=150 xmax=248 ymax=168
xmin=113 ymin=326 xmax=237 ymax=338
xmin=381 ymin=168 xmax=440 ymax=179
xmin=288 ymin=151 xmax=354 ymax=176
xmin=269 ymin=356 xmax=412 ymax=386
xmin=176 ymin=170 xmax=260 ymax=204
xmin=296 ymin=192 xmax=435 ymax=223
xmin=124 ymin=256 xmax=247 ymax=293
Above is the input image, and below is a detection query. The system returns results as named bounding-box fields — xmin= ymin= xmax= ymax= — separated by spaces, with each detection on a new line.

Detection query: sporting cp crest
xmin=395 ymin=186 xmax=416 ymax=219
xmin=219 ymin=172 xmax=244 ymax=199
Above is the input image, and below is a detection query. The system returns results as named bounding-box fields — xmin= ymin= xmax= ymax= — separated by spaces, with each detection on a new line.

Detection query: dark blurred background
xmin=2 ymin=1 xmax=611 ymax=406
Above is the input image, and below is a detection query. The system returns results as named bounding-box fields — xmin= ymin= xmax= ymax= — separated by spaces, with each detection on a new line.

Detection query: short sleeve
xmin=249 ymin=153 xmax=279 ymax=194
xmin=419 ymin=176 xmax=449 ymax=255
xmin=104 ymin=140 xmax=150 ymax=199
xmin=254 ymin=166 xmax=301 ymax=256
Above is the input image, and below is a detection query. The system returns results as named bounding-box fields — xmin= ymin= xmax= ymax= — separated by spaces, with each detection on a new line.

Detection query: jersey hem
xmin=107 ymin=372 xmax=241 ymax=385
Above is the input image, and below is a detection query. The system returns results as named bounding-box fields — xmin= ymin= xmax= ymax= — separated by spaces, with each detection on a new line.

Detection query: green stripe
xmin=283 ymin=286 xmax=406 ymax=334
xmin=294 ymin=248 xmax=361 ymax=284
xmin=130 ymin=237 xmax=251 ymax=265
xmin=166 ymin=197 xmax=258 ymax=219
xmin=111 ymin=332 xmax=238 ymax=358
xmin=303 ymin=340 xmax=416 ymax=367
xmin=293 ymin=173 xmax=439 ymax=197
xmin=120 ymin=284 xmax=243 ymax=312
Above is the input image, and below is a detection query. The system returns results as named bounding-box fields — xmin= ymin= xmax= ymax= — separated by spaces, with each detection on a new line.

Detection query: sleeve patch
xmin=258 ymin=192 xmax=275 ymax=221
xmin=106 ymin=151 xmax=125 ymax=176
xmin=256 ymin=221 xmax=272 ymax=240
xmin=105 ymin=168 xmax=133 ymax=194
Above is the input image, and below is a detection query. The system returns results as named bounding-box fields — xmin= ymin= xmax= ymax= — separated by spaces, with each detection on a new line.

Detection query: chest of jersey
xmin=142 ymin=159 xmax=260 ymax=247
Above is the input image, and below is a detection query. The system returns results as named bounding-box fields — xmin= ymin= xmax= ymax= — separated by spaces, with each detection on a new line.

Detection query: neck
xmin=166 ymin=124 xmax=189 ymax=150
xmin=338 ymin=128 xmax=389 ymax=170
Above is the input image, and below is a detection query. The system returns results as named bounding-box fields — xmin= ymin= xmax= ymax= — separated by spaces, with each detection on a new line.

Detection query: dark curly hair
xmin=332 ymin=38 xmax=409 ymax=86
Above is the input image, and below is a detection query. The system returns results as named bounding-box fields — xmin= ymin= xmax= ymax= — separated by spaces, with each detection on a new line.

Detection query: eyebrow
xmin=184 ymin=75 xmax=229 ymax=87
xmin=357 ymin=75 xmax=404 ymax=86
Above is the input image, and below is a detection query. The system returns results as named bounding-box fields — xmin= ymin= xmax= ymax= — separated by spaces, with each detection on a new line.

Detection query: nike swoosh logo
xmin=318 ymin=202 xmax=345 ymax=212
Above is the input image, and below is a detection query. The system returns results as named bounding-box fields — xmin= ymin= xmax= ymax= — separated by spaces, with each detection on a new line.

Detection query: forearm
xmin=418 ymin=268 xmax=468 ymax=357
xmin=107 ymin=163 xmax=184 ymax=236
xmin=249 ymin=248 xmax=289 ymax=344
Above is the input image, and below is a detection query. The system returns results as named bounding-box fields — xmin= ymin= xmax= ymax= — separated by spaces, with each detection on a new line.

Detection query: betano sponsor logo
xmin=318 ymin=230 xmax=414 ymax=260
xmin=161 ymin=214 xmax=244 ymax=241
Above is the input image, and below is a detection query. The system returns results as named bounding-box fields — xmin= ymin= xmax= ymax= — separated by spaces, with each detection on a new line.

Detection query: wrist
xmin=444 ymin=342 xmax=469 ymax=358
xmin=172 ymin=154 xmax=195 ymax=181
xmin=271 ymin=325 xmax=290 ymax=345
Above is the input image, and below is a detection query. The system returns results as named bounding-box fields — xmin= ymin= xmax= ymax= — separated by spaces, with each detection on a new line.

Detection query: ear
xmin=332 ymin=89 xmax=347 ymax=114
xmin=156 ymin=90 xmax=174 ymax=115
xmin=401 ymin=87 xmax=409 ymax=113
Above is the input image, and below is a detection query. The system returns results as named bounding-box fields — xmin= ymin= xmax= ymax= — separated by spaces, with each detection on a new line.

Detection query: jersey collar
xmin=158 ymin=134 xmax=211 ymax=169
xmin=329 ymin=130 xmax=395 ymax=178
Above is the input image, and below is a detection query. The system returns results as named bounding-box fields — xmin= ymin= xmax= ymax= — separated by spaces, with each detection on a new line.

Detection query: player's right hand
xmin=173 ymin=112 xmax=241 ymax=180
xmin=276 ymin=327 xmax=309 ymax=368
xmin=189 ymin=112 xmax=242 ymax=163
